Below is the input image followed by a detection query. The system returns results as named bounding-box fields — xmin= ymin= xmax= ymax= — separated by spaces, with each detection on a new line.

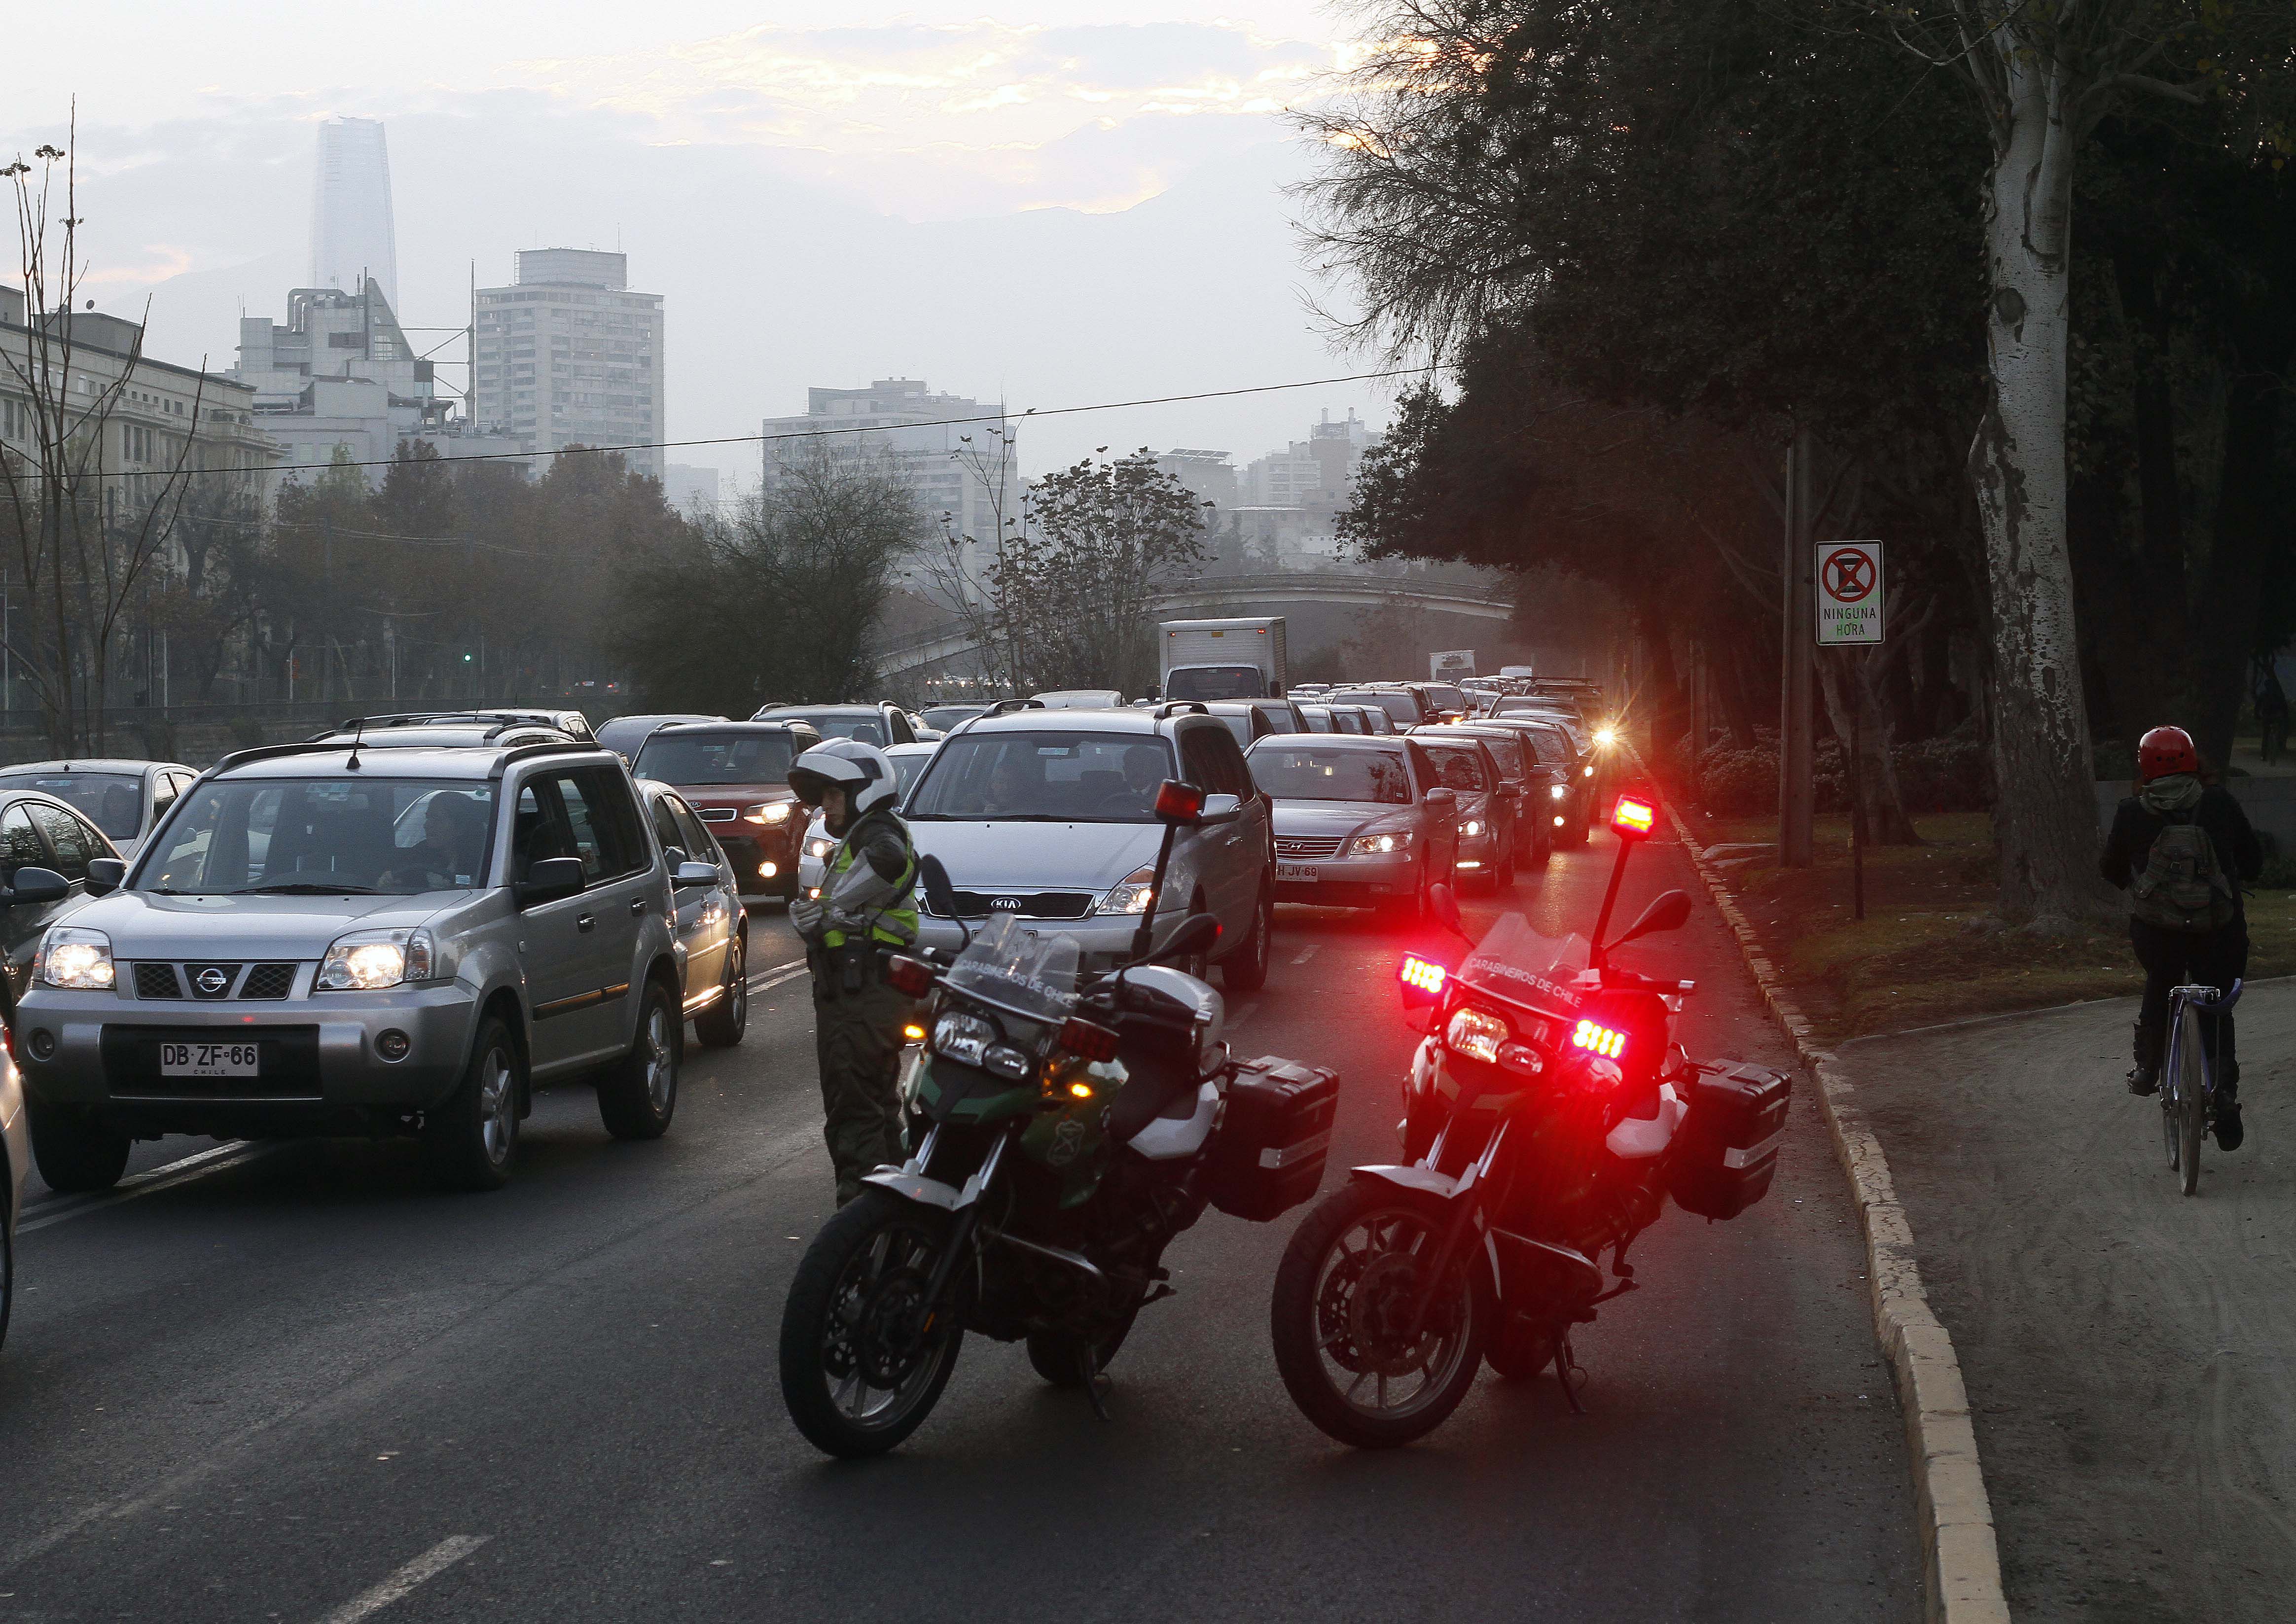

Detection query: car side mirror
xmin=8 ymin=865 xmax=70 ymax=905
xmin=82 ymin=858 xmax=126 ymax=897
xmin=1612 ymin=888 xmax=1693 ymax=947
xmin=516 ymin=856 xmax=586 ymax=908
xmin=672 ymin=861 xmax=718 ymax=888
xmin=1424 ymin=787 xmax=1457 ymax=812
xmin=1150 ymin=912 xmax=1222 ymax=965
xmin=918 ymin=853 xmax=962 ymax=919
xmin=1196 ymin=793 xmax=1242 ymax=827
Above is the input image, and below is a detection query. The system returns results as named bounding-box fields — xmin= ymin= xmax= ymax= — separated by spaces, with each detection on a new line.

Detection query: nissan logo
xmin=195 ymin=967 xmax=230 ymax=994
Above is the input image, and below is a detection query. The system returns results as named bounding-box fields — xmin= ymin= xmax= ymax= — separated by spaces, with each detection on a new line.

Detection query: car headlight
xmin=1460 ymin=819 xmax=1483 ymax=838
xmin=317 ymin=927 xmax=435 ymax=991
xmin=805 ymin=836 xmax=835 ymax=860
xmin=1582 ymin=765 xmax=1594 ymax=777
xmin=1098 ymin=865 xmax=1156 ymax=916
xmin=1347 ymin=829 xmax=1412 ymax=856
xmin=743 ymin=802 xmax=791 ymax=825
xmin=37 ymin=926 xmax=114 ymax=989
xmin=1550 ymin=784 xmax=1568 ymax=801
xmin=1594 ymin=727 xmax=1618 ymax=747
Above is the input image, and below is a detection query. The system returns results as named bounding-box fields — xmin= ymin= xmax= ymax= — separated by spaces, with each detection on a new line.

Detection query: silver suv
xmin=13 ymin=738 xmax=694 ymax=1195
xmin=902 ymin=704 xmax=1274 ymax=989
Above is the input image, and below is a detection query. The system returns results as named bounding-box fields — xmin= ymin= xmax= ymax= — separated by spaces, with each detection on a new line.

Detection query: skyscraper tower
xmin=310 ymin=117 xmax=398 ymax=309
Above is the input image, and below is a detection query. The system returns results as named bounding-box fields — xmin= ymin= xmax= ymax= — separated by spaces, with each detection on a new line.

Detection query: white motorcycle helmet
xmin=787 ymin=736 xmax=900 ymax=820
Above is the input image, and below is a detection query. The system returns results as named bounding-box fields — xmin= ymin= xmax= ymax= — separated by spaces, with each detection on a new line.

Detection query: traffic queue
xmin=0 ymin=665 xmax=1754 ymax=1467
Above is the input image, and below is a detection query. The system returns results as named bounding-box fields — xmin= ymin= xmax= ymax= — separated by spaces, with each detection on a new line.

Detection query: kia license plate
xmin=1277 ymin=862 xmax=1320 ymax=883
xmin=159 ymin=1041 xmax=259 ymax=1079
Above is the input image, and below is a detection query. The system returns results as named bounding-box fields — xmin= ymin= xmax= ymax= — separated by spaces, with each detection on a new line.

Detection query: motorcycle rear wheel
xmin=1270 ymin=1180 xmax=1488 ymax=1448
xmin=778 ymin=1190 xmax=966 ymax=1458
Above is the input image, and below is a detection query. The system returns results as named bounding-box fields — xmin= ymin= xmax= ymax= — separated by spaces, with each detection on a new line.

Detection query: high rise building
xmin=310 ymin=117 xmax=399 ymax=309
xmin=759 ymin=380 xmax=1018 ymax=588
xmin=471 ymin=249 xmax=665 ymax=480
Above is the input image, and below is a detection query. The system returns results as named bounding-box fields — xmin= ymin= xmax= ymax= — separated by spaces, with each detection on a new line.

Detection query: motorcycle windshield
xmin=942 ymin=915 xmax=1082 ymax=1024
xmin=1459 ymin=913 xmax=1590 ymax=1020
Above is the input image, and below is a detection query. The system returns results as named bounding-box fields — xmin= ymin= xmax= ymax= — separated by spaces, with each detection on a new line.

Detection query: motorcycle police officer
xmin=788 ymin=738 xmax=922 ymax=1204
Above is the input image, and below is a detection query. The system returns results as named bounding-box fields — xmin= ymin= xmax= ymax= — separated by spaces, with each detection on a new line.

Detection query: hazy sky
xmin=9 ymin=3 xmax=1412 ymax=486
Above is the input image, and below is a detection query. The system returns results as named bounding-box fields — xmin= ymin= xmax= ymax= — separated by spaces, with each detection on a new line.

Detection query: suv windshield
xmin=1248 ymin=745 xmax=1412 ymax=805
xmin=136 ymin=778 xmax=498 ymax=895
xmin=908 ymin=732 xmax=1174 ymax=822
xmin=636 ymin=729 xmax=796 ymax=785
xmin=1165 ymin=666 xmax=1268 ymax=701
xmin=0 ymin=770 xmax=142 ymax=837
xmin=770 ymin=710 xmax=886 ymax=746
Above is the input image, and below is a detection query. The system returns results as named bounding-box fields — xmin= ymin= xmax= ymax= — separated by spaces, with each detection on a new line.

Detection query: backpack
xmin=2130 ymin=810 xmax=2237 ymax=933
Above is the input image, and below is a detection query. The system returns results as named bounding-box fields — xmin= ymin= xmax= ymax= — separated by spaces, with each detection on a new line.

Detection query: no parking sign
xmin=1815 ymin=541 xmax=1883 ymax=645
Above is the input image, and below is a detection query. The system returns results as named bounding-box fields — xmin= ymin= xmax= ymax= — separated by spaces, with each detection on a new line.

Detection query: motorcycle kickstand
xmin=1553 ymin=1332 xmax=1587 ymax=1416
xmin=1079 ymin=1346 xmax=1113 ymax=1422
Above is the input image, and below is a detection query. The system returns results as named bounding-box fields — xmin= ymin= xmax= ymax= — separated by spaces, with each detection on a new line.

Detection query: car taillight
xmin=885 ymin=954 xmax=936 ymax=997
xmin=1058 ymin=1016 xmax=1120 ymax=1063
xmin=1571 ymin=1018 xmax=1627 ymax=1058
xmin=1398 ymin=953 xmax=1448 ymax=1006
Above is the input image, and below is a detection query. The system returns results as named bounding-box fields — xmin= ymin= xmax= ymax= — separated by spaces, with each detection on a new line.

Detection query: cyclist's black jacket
xmin=2098 ymin=783 xmax=2262 ymax=917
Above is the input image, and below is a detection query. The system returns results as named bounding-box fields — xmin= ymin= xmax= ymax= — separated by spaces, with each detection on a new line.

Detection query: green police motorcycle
xmin=778 ymin=779 xmax=1338 ymax=1458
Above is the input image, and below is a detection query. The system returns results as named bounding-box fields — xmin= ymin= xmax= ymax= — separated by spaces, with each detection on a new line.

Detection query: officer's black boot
xmin=2127 ymin=1021 xmax=2161 ymax=1096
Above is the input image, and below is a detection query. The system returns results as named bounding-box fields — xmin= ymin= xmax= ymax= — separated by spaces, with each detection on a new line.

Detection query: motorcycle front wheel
xmin=779 ymin=1190 xmax=966 ymax=1458
xmin=1270 ymin=1180 xmax=1488 ymax=1448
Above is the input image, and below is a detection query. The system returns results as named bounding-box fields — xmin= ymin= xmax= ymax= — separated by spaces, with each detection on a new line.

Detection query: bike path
xmin=1845 ymin=984 xmax=2296 ymax=1622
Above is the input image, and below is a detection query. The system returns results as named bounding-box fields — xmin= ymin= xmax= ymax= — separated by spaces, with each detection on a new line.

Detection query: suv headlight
xmin=1460 ymin=819 xmax=1484 ymax=838
xmin=317 ymin=927 xmax=436 ymax=991
xmin=743 ymin=802 xmax=791 ymax=825
xmin=1347 ymin=828 xmax=1413 ymax=856
xmin=1549 ymin=783 xmax=1568 ymax=801
xmin=1097 ymin=865 xmax=1156 ymax=916
xmin=37 ymin=926 xmax=114 ymax=989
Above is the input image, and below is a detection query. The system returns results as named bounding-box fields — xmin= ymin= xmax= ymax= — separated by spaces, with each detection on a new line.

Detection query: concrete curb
xmin=1667 ymin=810 xmax=2010 ymax=1624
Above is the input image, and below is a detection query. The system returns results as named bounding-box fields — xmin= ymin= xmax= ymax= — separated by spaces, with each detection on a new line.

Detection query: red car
xmin=631 ymin=720 xmax=822 ymax=903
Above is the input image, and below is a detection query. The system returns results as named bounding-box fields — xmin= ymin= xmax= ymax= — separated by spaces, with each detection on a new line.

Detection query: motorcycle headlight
xmin=37 ymin=926 xmax=114 ymax=989
xmin=1443 ymin=1005 xmax=1509 ymax=1064
xmin=1549 ymin=784 xmax=1568 ymax=801
xmin=1347 ymin=828 xmax=1413 ymax=856
xmin=743 ymin=801 xmax=791 ymax=825
xmin=317 ymin=927 xmax=435 ymax=991
xmin=1097 ymin=864 xmax=1157 ymax=916
xmin=933 ymin=1009 xmax=996 ymax=1067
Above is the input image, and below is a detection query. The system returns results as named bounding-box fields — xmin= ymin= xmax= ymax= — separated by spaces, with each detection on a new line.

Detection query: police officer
xmin=788 ymin=737 xmax=921 ymax=1204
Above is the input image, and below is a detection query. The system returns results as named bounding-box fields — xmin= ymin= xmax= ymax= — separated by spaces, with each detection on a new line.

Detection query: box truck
xmin=1159 ymin=617 xmax=1289 ymax=700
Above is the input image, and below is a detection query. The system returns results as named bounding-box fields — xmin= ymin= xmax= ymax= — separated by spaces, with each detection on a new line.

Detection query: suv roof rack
xmin=492 ymin=739 xmax=604 ymax=775
xmin=209 ymin=734 xmax=602 ymax=777
xmin=986 ymin=698 xmax=1046 ymax=715
xmin=1153 ymin=701 xmax=1210 ymax=718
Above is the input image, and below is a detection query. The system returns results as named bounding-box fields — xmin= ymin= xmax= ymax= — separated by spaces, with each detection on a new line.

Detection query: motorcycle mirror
xmin=918 ymin=853 xmax=961 ymax=918
xmin=1426 ymin=882 xmax=1468 ymax=941
xmin=1611 ymin=888 xmax=1692 ymax=948
xmin=1150 ymin=912 xmax=1222 ymax=965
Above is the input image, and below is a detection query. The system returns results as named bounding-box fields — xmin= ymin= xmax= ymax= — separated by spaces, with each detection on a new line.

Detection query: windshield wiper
xmin=235 ymin=882 xmax=385 ymax=895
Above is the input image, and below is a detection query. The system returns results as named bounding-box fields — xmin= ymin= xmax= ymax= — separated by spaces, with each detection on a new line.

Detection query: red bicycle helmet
xmin=2137 ymin=725 xmax=2199 ymax=781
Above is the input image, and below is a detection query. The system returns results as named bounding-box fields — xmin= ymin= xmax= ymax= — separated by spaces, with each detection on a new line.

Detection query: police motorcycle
xmin=1268 ymin=791 xmax=1790 ymax=1448
xmin=779 ymin=778 xmax=1338 ymax=1458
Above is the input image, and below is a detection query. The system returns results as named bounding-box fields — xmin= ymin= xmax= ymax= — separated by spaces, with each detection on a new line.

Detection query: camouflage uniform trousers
xmin=812 ymin=973 xmax=912 ymax=1204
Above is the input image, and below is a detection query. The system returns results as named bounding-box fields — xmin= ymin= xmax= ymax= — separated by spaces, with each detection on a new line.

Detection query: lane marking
xmin=1291 ymin=945 xmax=1320 ymax=964
xmin=748 ymin=956 xmax=804 ymax=988
xmin=316 ymin=1535 xmax=491 ymax=1624
xmin=1226 ymin=999 xmax=1259 ymax=1032
xmin=18 ymin=1142 xmax=270 ymax=1236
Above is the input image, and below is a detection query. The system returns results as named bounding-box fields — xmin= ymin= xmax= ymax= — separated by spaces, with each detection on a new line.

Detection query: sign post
xmin=1815 ymin=541 xmax=1884 ymax=918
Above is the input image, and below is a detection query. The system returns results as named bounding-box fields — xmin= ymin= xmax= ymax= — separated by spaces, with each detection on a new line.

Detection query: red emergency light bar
xmin=1611 ymin=796 xmax=1657 ymax=839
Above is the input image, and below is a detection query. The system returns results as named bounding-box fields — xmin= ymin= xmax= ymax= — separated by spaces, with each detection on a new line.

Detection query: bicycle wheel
xmin=2160 ymin=1023 xmax=2182 ymax=1172
xmin=2178 ymin=1003 xmax=2206 ymax=1197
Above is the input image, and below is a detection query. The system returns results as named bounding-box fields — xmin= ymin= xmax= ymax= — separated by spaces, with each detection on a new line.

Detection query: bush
xmin=1893 ymin=735 xmax=1992 ymax=812
xmin=1688 ymin=732 xmax=1990 ymax=816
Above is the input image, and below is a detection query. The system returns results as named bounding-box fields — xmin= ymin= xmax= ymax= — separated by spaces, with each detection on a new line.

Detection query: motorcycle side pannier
xmin=1207 ymin=1055 xmax=1339 ymax=1222
xmin=1665 ymin=1060 xmax=1791 ymax=1220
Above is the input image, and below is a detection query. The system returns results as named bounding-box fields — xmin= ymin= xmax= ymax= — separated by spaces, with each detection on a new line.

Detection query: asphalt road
xmin=1849 ymin=984 xmax=2296 ymax=1623
xmin=0 ymin=824 xmax=1917 ymax=1623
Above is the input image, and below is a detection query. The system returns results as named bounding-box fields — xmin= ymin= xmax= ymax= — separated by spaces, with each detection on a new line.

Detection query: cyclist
xmin=2100 ymin=725 xmax=2261 ymax=1147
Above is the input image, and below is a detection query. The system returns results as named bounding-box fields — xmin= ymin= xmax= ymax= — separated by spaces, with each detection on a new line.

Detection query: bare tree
xmin=915 ymin=421 xmax=1036 ymax=694
xmin=1 ymin=119 xmax=218 ymax=751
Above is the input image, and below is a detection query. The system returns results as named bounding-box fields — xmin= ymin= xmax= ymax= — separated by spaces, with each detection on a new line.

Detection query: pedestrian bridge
xmin=872 ymin=572 xmax=1516 ymax=675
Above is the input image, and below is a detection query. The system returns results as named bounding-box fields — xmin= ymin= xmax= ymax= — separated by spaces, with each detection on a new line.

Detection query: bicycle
xmin=2161 ymin=978 xmax=2242 ymax=1197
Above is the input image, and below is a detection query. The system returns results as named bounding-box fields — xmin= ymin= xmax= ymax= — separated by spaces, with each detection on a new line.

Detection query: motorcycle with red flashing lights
xmin=779 ymin=778 xmax=1339 ymax=1459
xmin=1268 ymin=792 xmax=1791 ymax=1449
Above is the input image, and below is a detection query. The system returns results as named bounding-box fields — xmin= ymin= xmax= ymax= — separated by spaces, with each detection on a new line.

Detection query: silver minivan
xmin=13 ymin=738 xmax=696 ymax=1194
